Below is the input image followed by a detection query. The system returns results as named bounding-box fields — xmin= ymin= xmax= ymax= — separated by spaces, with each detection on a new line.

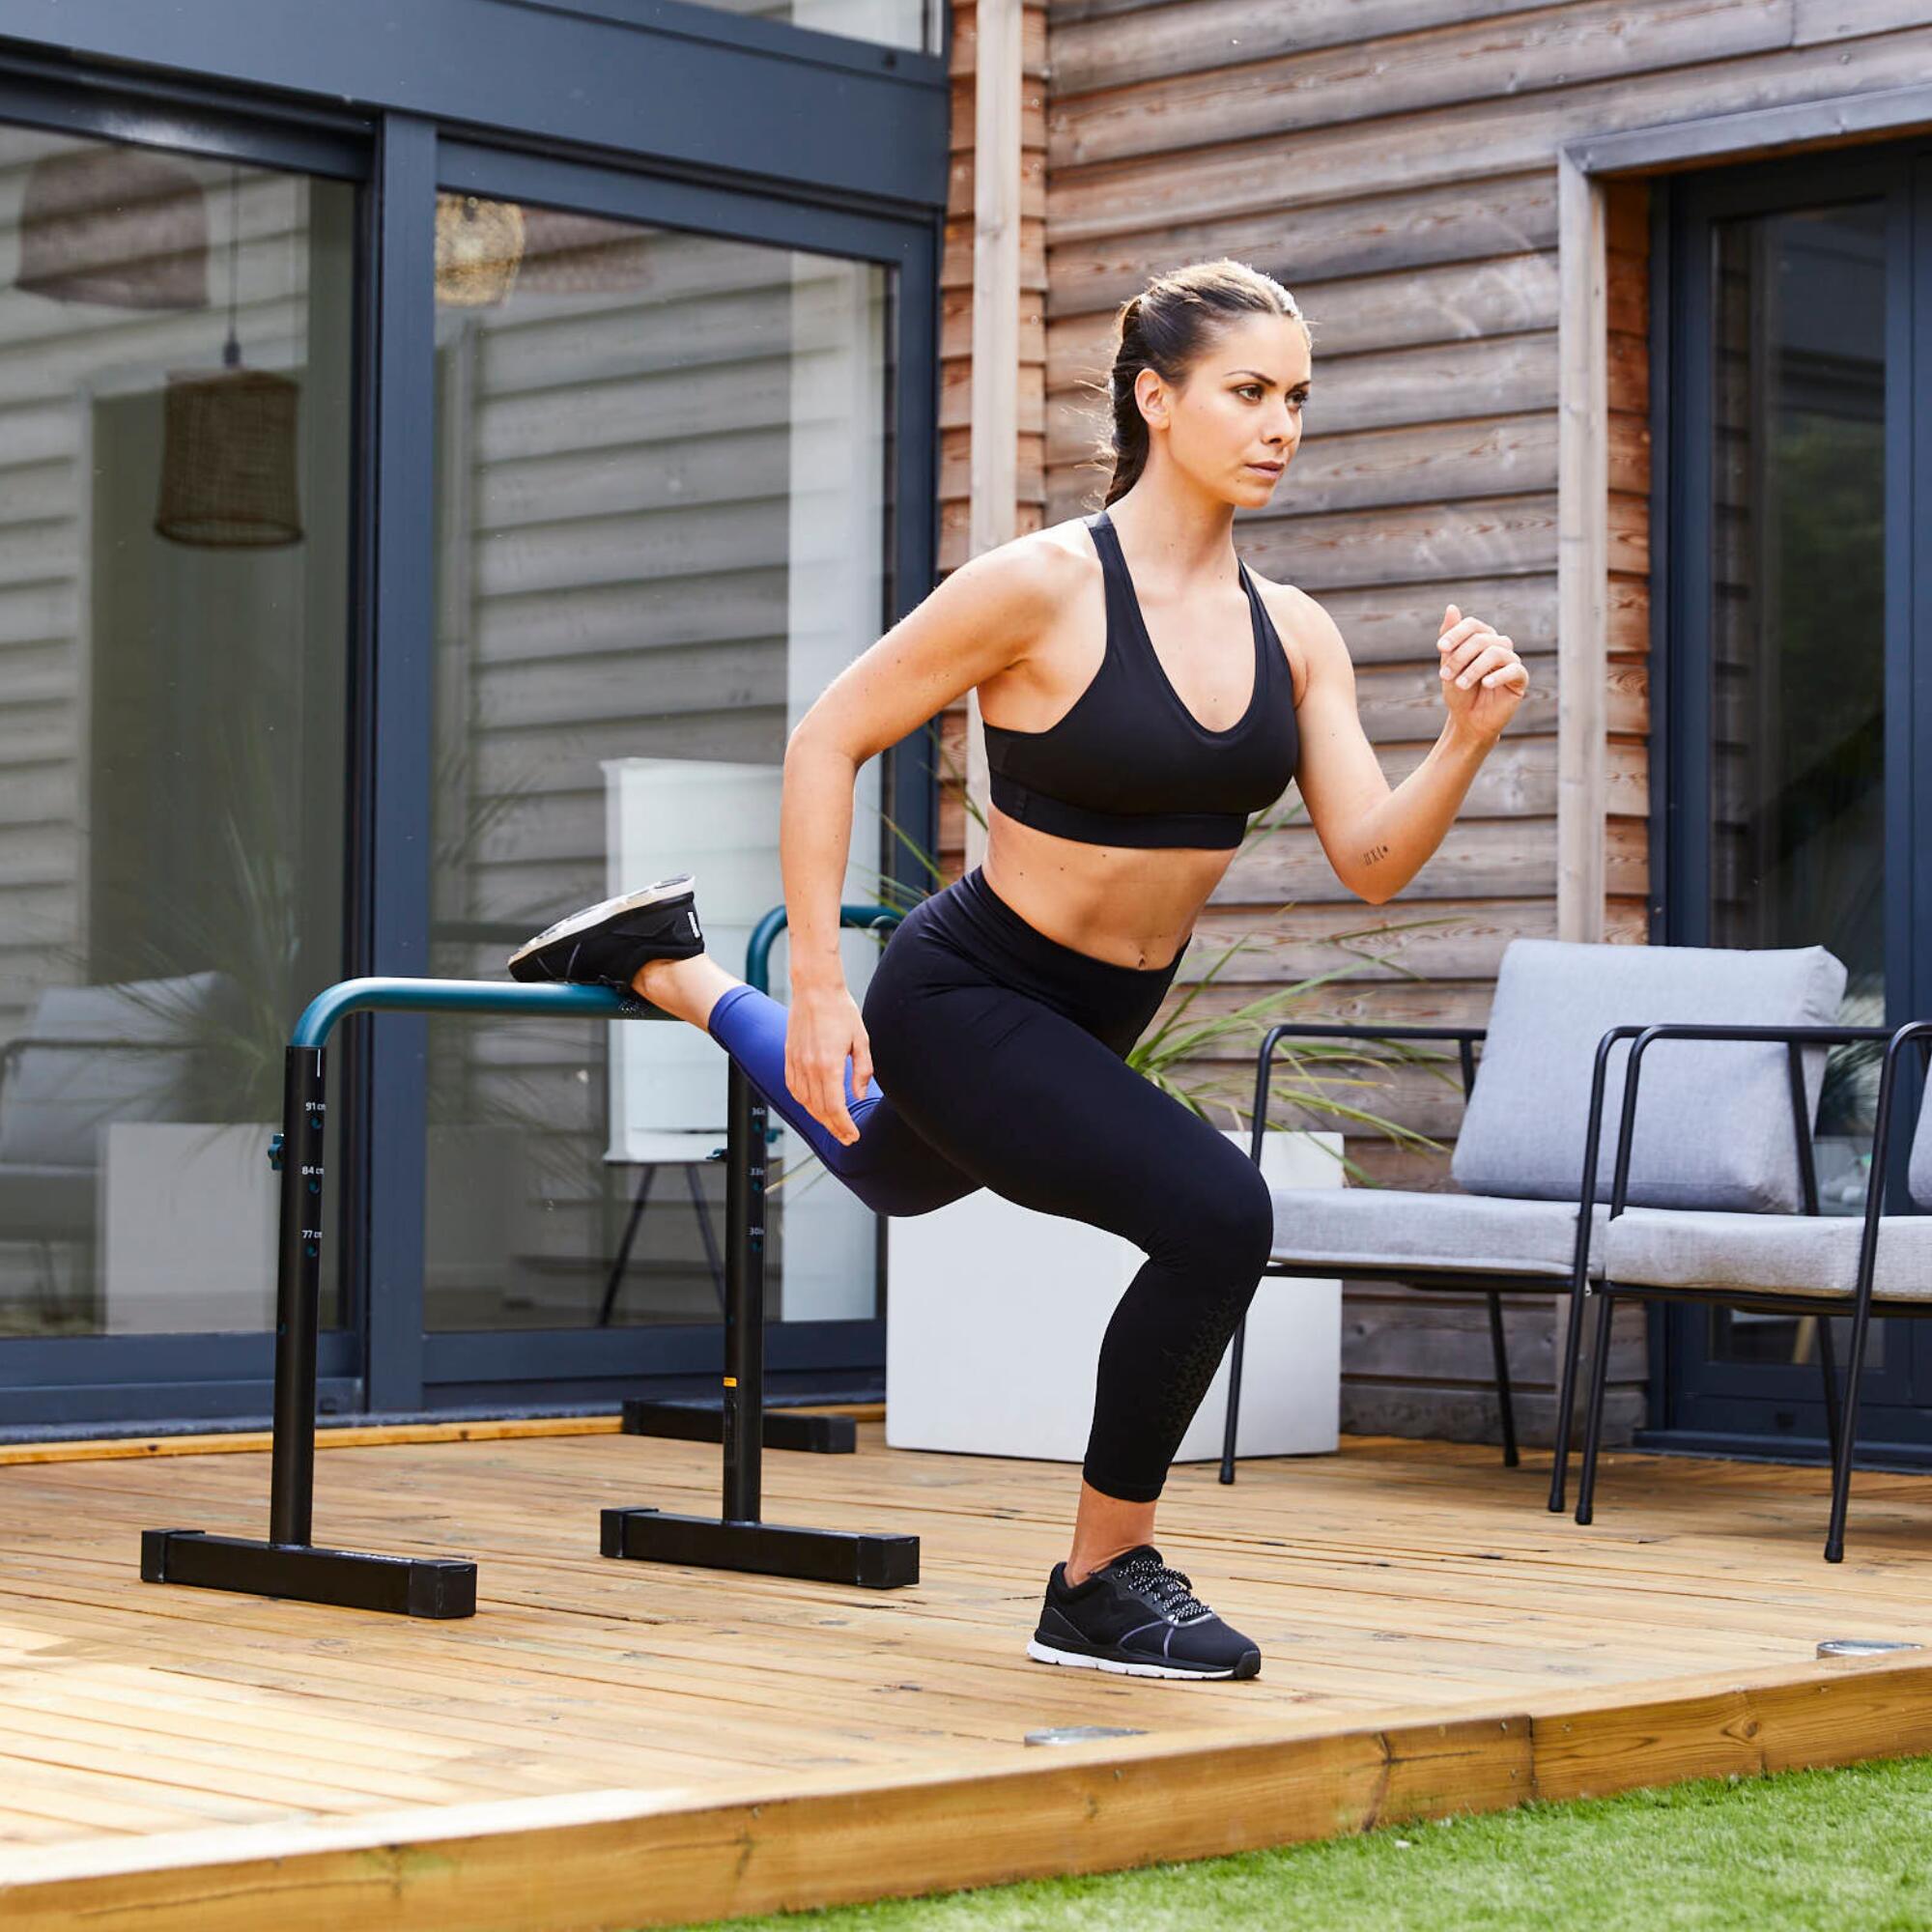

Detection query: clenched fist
xmin=1437 ymin=604 xmax=1527 ymax=739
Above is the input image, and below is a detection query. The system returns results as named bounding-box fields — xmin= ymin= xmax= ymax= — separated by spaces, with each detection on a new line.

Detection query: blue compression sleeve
xmin=705 ymin=981 xmax=883 ymax=1174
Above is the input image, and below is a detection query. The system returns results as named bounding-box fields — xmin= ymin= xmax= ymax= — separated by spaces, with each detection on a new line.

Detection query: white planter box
xmin=886 ymin=1129 xmax=1342 ymax=1466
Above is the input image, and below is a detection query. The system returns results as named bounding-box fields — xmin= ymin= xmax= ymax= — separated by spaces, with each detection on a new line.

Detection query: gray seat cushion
xmin=1912 ymin=1077 xmax=1932 ymax=1213
xmin=1270 ymin=1184 xmax=1613 ymax=1280
xmin=1605 ymin=1205 xmax=1932 ymax=1301
xmin=1451 ymin=938 xmax=1847 ymax=1214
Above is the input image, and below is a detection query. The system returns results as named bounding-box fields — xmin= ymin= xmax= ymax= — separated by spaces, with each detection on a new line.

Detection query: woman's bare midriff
xmin=980 ymin=816 xmax=1234 ymax=972
xmin=970 ymin=516 xmax=1296 ymax=974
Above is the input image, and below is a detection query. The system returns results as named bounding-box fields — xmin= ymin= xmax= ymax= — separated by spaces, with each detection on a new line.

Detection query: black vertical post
xmin=601 ymin=945 xmax=915 ymax=1584
xmin=722 ymin=1061 xmax=767 ymax=1524
xmin=605 ymin=1037 xmax=913 ymax=1583
xmin=270 ymin=1045 xmax=327 ymax=1548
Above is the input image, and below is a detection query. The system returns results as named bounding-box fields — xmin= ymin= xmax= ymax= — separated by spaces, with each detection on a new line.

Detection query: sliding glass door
xmin=0 ymin=101 xmax=367 ymax=1426
xmin=403 ymin=146 xmax=933 ymax=1409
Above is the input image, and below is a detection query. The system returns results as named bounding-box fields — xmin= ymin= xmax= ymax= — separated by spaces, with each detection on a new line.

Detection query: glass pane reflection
xmin=1706 ymin=201 xmax=1887 ymax=1373
xmin=0 ymin=129 xmax=353 ymax=1338
xmin=425 ymin=197 xmax=894 ymax=1333
xmin=1707 ymin=1305 xmax=1882 ymax=1373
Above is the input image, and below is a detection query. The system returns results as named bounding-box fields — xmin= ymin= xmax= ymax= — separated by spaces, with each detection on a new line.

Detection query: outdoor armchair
xmin=1225 ymin=937 xmax=1849 ymax=1514
xmin=1576 ymin=1017 xmax=1931 ymax=1563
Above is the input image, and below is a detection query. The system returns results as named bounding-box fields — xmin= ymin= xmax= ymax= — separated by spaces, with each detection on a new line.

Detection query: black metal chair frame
xmin=1225 ymin=1018 xmax=1859 ymax=1515
xmin=1572 ymin=1019 xmax=1926 ymax=1563
xmin=1221 ymin=1023 xmax=1521 ymax=1476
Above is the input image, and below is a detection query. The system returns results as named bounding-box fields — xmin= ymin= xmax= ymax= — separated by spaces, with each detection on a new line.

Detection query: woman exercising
xmin=509 ymin=258 xmax=1528 ymax=1681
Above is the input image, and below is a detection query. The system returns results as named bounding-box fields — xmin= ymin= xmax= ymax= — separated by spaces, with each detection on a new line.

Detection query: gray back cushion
xmin=1911 ymin=1067 xmax=1932 ymax=1211
xmin=0 ymin=971 xmax=236 ymax=1170
xmin=1451 ymin=939 xmax=1848 ymax=1212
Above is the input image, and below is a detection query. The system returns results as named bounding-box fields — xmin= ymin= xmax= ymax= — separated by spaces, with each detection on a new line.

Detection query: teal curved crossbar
xmin=292 ymin=975 xmax=652 ymax=1049
xmin=745 ymin=903 xmax=905 ymax=996
xmin=289 ymin=902 xmax=912 ymax=1044
xmin=286 ymin=898 xmax=911 ymax=1147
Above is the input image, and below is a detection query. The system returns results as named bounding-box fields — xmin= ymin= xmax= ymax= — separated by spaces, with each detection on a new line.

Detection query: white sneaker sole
xmin=506 ymin=873 xmax=696 ymax=975
xmin=1025 ymin=1636 xmax=1250 ymax=1680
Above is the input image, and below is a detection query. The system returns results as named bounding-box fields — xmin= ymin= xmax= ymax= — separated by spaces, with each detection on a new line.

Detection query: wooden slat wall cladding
xmin=939 ymin=0 xmax=1051 ymax=867
xmin=933 ymin=0 xmax=1929 ymax=1447
xmin=1605 ymin=177 xmax=1652 ymax=973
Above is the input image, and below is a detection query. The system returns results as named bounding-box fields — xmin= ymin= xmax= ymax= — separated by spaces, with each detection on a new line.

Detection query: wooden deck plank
xmin=0 ymin=1535 xmax=1757 ymax=1727
xmin=0 ymin=1598 xmax=939 ymax=1772
xmin=0 ymin=1693 xmax=583 ymax=1805
xmin=0 ymin=1426 xmax=1927 ymax=1926
xmin=0 ymin=1753 xmax=294 ymax=1833
xmin=0 ymin=1573 xmax=1082 ymax=1759
xmin=0 ymin=1643 xmax=857 ymax=1780
xmin=0 ymin=1809 xmax=109 ymax=1845
xmin=8 ymin=1656 xmax=1932 ymax=1931
xmin=0 ymin=1453 xmax=1917 ymax=1716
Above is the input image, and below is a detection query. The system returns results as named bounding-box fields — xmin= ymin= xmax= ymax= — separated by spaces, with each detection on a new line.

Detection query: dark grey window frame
xmin=0 ymin=1 xmax=947 ymax=1432
xmin=1641 ymin=138 xmax=1932 ymax=1467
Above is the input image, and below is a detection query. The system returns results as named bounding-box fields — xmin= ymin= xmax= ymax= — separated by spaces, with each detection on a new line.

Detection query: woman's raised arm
xmin=1283 ymin=587 xmax=1526 ymax=906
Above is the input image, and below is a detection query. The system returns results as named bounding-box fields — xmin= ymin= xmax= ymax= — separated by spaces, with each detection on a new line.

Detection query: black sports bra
xmin=981 ymin=508 xmax=1299 ymax=850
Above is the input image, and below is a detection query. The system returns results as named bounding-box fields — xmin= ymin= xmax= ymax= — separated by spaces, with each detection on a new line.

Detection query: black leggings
xmin=705 ymin=866 xmax=1274 ymax=1502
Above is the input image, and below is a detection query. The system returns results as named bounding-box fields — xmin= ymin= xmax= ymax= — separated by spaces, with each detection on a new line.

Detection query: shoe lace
xmin=1112 ymin=1550 xmax=1211 ymax=1622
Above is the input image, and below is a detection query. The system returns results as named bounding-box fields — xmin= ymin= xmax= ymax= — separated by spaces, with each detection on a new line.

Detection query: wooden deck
xmin=4 ymin=1416 xmax=1932 ymax=1929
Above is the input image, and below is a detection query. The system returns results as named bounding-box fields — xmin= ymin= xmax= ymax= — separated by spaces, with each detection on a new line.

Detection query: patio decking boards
xmin=3 ymin=1418 xmax=1932 ymax=1930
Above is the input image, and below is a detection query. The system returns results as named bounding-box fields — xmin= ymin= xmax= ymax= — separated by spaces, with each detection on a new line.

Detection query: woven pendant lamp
xmin=16 ymin=142 xmax=209 ymax=310
xmin=516 ymin=207 xmax=652 ymax=296
xmin=155 ymin=167 xmax=302 ymax=549
xmin=435 ymin=193 xmax=526 ymax=306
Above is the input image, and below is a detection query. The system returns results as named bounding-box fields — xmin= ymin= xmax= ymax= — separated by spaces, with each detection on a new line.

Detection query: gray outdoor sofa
xmin=1220 ymin=936 xmax=1850 ymax=1514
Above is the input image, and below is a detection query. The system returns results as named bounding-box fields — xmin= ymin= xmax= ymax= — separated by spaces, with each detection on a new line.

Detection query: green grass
xmin=661 ymin=1754 xmax=1932 ymax=1932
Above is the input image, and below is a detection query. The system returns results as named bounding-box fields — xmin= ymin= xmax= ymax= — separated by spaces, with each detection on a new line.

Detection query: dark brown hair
xmin=1093 ymin=259 xmax=1309 ymax=508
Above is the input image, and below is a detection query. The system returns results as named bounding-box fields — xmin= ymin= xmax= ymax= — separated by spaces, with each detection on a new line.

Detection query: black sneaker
xmin=506 ymin=873 xmax=705 ymax=989
xmin=1027 ymin=1544 xmax=1261 ymax=1680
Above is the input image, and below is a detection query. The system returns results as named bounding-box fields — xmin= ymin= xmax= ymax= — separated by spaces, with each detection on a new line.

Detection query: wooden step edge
xmin=6 ymin=1648 xmax=1932 ymax=1930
